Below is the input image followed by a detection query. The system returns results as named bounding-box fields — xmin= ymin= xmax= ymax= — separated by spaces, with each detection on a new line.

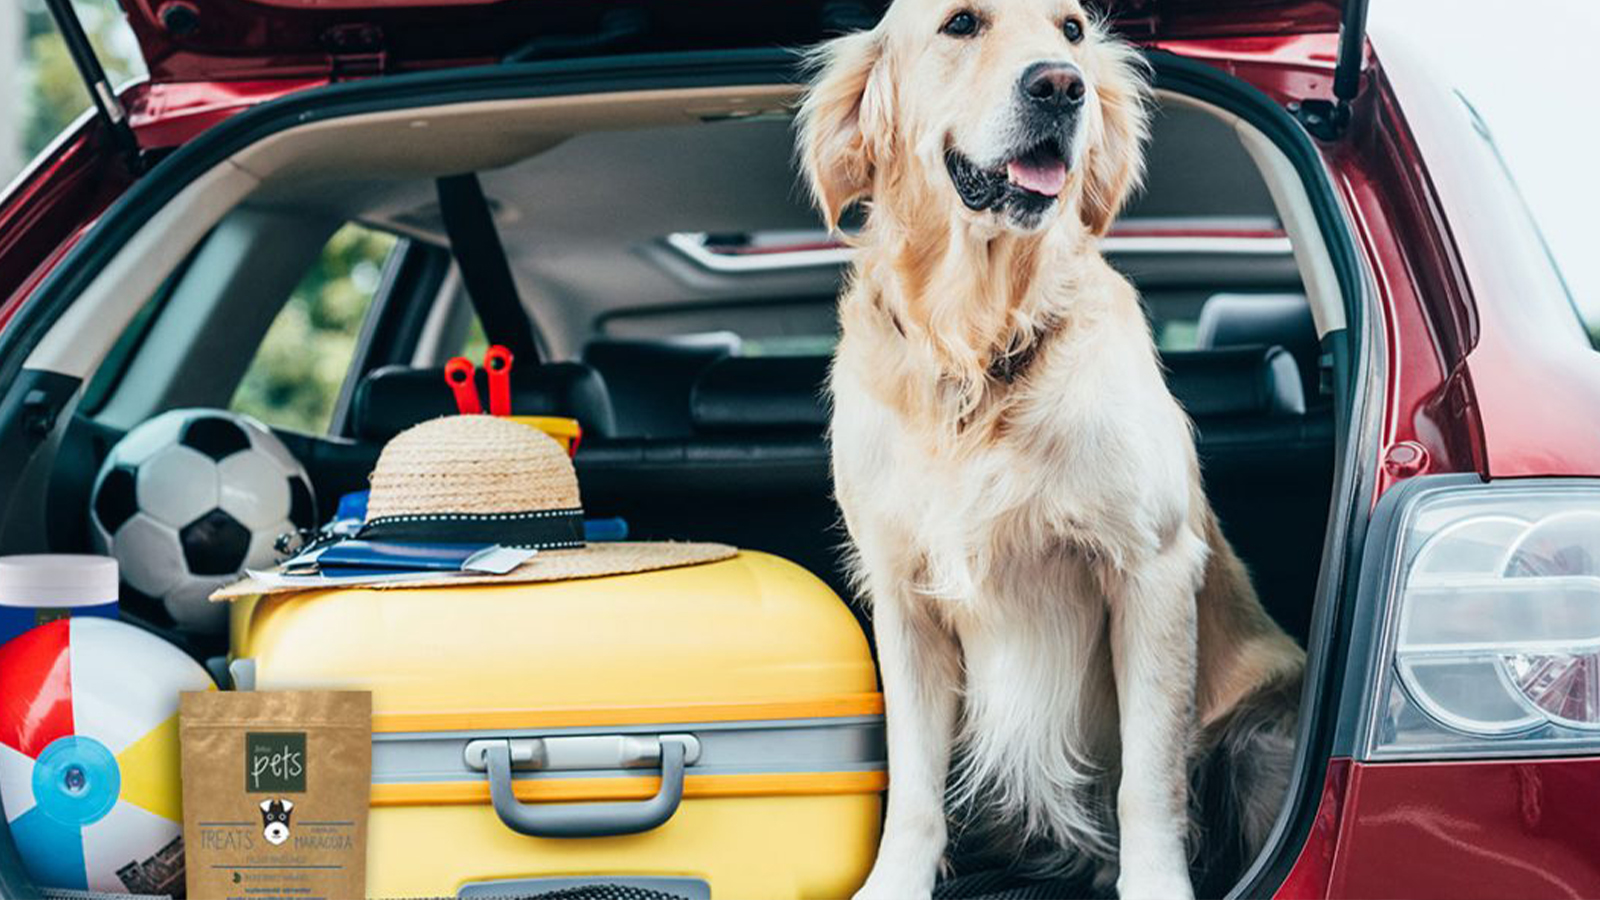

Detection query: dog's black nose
xmin=1020 ymin=62 xmax=1085 ymax=111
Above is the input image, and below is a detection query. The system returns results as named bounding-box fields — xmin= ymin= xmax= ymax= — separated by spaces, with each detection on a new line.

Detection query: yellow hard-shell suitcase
xmin=228 ymin=551 xmax=883 ymax=898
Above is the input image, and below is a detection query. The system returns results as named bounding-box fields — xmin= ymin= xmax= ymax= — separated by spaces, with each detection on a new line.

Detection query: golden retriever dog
xmin=797 ymin=1 xmax=1306 ymax=897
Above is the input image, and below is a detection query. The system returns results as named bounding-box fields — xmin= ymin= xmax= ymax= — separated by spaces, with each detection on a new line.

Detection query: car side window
xmin=230 ymin=224 xmax=398 ymax=434
xmin=449 ymin=315 xmax=490 ymax=365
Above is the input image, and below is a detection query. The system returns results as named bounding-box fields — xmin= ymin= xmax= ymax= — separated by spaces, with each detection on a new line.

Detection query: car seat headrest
xmin=1195 ymin=293 xmax=1319 ymax=397
xmin=687 ymin=346 xmax=1301 ymax=434
xmin=690 ymin=356 xmax=830 ymax=434
xmin=1163 ymin=345 xmax=1306 ymax=418
xmin=583 ymin=333 xmax=742 ymax=438
xmin=1195 ymin=294 xmax=1316 ymax=351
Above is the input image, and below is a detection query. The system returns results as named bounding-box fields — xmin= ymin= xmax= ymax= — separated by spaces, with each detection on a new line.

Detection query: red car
xmin=0 ymin=0 xmax=1594 ymax=897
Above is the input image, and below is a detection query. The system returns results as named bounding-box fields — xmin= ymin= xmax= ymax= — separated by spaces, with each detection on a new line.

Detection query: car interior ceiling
xmin=37 ymin=89 xmax=1335 ymax=660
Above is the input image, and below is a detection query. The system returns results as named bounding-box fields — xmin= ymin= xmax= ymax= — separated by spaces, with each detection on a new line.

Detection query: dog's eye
xmin=1063 ymin=17 xmax=1084 ymax=43
xmin=940 ymin=10 xmax=980 ymax=37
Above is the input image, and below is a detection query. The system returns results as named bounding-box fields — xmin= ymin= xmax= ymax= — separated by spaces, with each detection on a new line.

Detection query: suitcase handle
xmin=483 ymin=738 xmax=688 ymax=838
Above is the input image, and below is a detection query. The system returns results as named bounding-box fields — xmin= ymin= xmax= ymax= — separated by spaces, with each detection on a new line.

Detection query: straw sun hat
xmin=213 ymin=415 xmax=734 ymax=599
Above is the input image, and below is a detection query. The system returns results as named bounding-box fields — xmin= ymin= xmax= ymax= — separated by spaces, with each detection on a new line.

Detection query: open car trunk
xmin=112 ymin=0 xmax=1355 ymax=82
xmin=0 ymin=23 xmax=1371 ymax=899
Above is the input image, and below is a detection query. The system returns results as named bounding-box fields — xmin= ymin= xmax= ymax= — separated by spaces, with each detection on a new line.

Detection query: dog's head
xmin=259 ymin=798 xmax=293 ymax=845
xmin=799 ymin=0 xmax=1150 ymax=236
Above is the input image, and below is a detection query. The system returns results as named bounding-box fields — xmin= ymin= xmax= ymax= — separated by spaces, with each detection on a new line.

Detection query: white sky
xmin=1371 ymin=0 xmax=1600 ymax=318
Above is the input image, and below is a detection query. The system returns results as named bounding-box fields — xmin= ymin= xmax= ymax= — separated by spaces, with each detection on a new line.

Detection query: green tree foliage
xmin=230 ymin=225 xmax=397 ymax=434
xmin=20 ymin=0 xmax=142 ymax=158
xmin=18 ymin=4 xmax=400 ymax=436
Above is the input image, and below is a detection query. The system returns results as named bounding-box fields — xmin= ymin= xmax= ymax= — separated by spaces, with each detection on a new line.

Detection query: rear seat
xmin=288 ymin=361 xmax=620 ymax=530
xmin=325 ymin=334 xmax=1329 ymax=642
xmin=579 ymin=345 xmax=1331 ymax=638
xmin=1191 ymin=293 xmax=1330 ymax=641
xmin=576 ymin=353 xmax=840 ymax=599
xmin=1164 ymin=345 xmax=1303 ymax=418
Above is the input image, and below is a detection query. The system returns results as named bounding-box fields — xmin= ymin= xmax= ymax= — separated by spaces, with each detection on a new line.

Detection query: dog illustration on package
xmin=259 ymin=798 xmax=293 ymax=845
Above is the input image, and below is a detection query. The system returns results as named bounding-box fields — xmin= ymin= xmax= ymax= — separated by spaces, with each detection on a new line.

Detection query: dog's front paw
xmin=1116 ymin=871 xmax=1195 ymax=900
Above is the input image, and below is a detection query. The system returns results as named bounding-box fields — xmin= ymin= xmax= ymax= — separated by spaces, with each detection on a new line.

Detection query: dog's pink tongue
xmin=1007 ymin=157 xmax=1067 ymax=196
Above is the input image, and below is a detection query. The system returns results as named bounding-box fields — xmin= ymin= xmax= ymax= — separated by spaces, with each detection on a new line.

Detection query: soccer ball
xmin=89 ymin=410 xmax=316 ymax=633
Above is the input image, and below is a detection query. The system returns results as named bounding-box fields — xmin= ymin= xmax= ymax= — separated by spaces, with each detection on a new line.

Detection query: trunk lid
xmin=112 ymin=0 xmax=1357 ymax=83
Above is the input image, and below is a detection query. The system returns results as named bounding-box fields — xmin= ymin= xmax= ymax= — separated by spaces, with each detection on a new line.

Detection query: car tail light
xmin=1363 ymin=480 xmax=1600 ymax=758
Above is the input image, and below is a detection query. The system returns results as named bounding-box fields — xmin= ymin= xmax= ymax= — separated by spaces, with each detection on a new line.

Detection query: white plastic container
xmin=0 ymin=555 xmax=119 ymax=646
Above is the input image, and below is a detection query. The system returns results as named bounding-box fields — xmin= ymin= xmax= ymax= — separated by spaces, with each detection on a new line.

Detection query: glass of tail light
xmin=1495 ymin=511 xmax=1600 ymax=731
xmin=1369 ymin=483 xmax=1600 ymax=758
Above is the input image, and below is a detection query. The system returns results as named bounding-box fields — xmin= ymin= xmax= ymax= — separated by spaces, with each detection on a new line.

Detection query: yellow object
xmin=368 ymin=770 xmax=887 ymax=807
xmin=115 ymin=712 xmax=185 ymax=823
xmin=231 ymin=551 xmax=883 ymax=899
xmin=368 ymin=795 xmax=880 ymax=899
xmin=509 ymin=414 xmax=583 ymax=455
xmin=368 ymin=692 xmax=883 ymax=734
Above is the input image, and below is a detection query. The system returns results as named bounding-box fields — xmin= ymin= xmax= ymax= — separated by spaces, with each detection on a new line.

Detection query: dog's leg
xmin=855 ymin=588 xmax=961 ymax=900
xmin=1108 ymin=532 xmax=1204 ymax=900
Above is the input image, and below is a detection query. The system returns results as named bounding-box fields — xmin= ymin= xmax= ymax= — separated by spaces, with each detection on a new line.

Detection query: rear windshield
xmin=1378 ymin=2 xmax=1600 ymax=342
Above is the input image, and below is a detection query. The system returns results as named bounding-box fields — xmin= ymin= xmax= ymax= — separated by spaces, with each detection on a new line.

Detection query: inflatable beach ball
xmin=0 ymin=617 xmax=212 ymax=893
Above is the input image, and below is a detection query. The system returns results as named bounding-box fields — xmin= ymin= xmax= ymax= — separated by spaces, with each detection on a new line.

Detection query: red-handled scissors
xmin=443 ymin=356 xmax=482 ymax=415
xmin=484 ymin=345 xmax=514 ymax=417
xmin=443 ymin=345 xmax=515 ymax=416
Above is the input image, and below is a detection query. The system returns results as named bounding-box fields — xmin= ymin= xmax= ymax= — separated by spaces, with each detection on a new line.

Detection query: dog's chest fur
xmin=829 ymin=267 xmax=1200 ymax=862
xmin=831 ymin=270 xmax=1196 ymax=596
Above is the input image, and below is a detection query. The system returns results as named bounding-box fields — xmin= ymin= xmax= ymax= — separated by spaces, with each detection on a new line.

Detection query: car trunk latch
xmin=323 ymin=24 xmax=388 ymax=80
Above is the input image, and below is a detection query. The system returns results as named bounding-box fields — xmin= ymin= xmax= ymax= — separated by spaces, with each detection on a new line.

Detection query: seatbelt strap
xmin=435 ymin=173 xmax=541 ymax=363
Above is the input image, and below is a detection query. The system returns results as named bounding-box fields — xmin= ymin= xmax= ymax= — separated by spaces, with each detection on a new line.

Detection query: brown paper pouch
xmin=179 ymin=691 xmax=370 ymax=900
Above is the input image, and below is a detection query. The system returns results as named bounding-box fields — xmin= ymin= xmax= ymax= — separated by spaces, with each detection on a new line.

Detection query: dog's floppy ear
xmin=280 ymin=799 xmax=293 ymax=812
xmin=260 ymin=799 xmax=274 ymax=812
xmin=797 ymin=29 xmax=892 ymax=229
xmin=1078 ymin=32 xmax=1152 ymax=236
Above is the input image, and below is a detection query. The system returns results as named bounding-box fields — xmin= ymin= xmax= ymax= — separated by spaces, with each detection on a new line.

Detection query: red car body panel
xmin=1276 ymin=759 xmax=1351 ymax=900
xmin=115 ymin=0 xmax=1346 ymax=83
xmin=0 ymin=124 xmax=132 ymax=330
xmin=1276 ymin=756 xmax=1600 ymax=899
xmin=4 ymin=2 xmax=1596 ymax=894
xmin=1339 ymin=66 xmax=1485 ymax=497
xmin=126 ymin=77 xmax=329 ymax=148
xmin=1264 ymin=24 xmax=1600 ymax=898
xmin=1328 ymin=758 xmax=1600 ymax=898
xmin=0 ymin=78 xmax=318 ymax=320
xmin=1156 ymin=34 xmax=1344 ymax=104
xmin=1369 ymin=25 xmax=1600 ymax=481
